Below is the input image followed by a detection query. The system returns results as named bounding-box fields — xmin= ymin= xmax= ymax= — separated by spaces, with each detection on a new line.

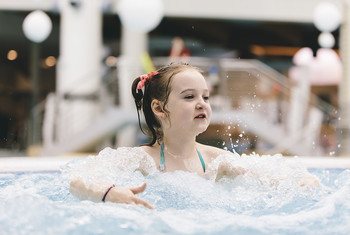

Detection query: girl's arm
xmin=215 ymin=161 xmax=319 ymax=187
xmin=204 ymin=146 xmax=247 ymax=181
xmin=207 ymin=148 xmax=320 ymax=187
xmin=69 ymin=179 xmax=154 ymax=209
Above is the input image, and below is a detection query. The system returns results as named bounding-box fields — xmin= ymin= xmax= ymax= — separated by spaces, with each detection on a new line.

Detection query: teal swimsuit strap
xmin=197 ymin=150 xmax=206 ymax=172
xmin=160 ymin=143 xmax=165 ymax=171
xmin=160 ymin=143 xmax=206 ymax=172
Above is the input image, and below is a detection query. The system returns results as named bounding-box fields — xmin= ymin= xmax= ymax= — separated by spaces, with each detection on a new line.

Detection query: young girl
xmin=69 ymin=63 xmax=319 ymax=209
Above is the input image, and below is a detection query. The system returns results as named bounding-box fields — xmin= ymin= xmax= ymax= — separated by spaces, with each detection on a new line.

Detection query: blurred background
xmin=0 ymin=0 xmax=347 ymax=157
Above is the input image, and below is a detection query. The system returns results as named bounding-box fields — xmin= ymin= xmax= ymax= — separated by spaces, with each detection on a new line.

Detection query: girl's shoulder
xmin=97 ymin=146 xmax=158 ymax=174
xmin=196 ymin=143 xmax=231 ymax=162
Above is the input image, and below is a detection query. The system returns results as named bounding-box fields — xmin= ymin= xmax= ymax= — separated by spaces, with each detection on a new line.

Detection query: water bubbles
xmin=338 ymin=144 xmax=341 ymax=148
xmin=239 ymin=133 xmax=243 ymax=138
xmin=228 ymin=126 xmax=231 ymax=130
xmin=329 ymin=151 xmax=335 ymax=156
xmin=2 ymin=158 xmax=350 ymax=234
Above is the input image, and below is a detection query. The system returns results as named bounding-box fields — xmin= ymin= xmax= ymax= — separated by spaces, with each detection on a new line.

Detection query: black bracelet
xmin=102 ymin=184 xmax=116 ymax=202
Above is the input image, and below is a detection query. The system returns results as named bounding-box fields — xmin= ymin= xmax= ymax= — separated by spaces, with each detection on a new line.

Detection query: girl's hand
xmin=216 ymin=161 xmax=246 ymax=181
xmin=299 ymin=173 xmax=320 ymax=187
xmin=105 ymin=182 xmax=154 ymax=209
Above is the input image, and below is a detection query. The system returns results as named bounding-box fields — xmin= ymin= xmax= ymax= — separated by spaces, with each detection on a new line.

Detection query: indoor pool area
xmin=1 ymin=154 xmax=350 ymax=234
xmin=1 ymin=0 xmax=350 ymax=234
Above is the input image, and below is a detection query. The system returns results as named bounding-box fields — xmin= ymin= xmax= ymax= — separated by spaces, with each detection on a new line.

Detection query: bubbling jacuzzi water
xmin=1 ymin=156 xmax=350 ymax=234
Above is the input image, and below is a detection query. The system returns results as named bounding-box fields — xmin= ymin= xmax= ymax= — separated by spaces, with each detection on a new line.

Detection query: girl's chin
xmin=195 ymin=125 xmax=209 ymax=135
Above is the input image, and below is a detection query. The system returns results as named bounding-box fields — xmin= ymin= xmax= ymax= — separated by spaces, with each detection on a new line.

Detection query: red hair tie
xmin=137 ymin=71 xmax=159 ymax=90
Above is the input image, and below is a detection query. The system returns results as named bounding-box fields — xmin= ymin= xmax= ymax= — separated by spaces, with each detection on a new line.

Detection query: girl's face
xmin=164 ymin=69 xmax=212 ymax=136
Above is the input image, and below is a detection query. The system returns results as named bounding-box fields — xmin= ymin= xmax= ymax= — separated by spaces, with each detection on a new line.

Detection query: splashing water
xmin=1 ymin=155 xmax=350 ymax=234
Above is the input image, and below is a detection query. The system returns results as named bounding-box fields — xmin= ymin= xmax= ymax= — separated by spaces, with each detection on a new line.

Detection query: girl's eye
xmin=203 ymin=96 xmax=210 ymax=100
xmin=185 ymin=95 xmax=194 ymax=99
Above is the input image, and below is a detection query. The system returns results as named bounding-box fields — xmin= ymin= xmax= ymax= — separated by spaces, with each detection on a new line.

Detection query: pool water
xmin=0 ymin=165 xmax=349 ymax=234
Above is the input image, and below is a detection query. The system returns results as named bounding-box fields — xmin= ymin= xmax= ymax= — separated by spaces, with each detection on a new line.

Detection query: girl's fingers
xmin=130 ymin=182 xmax=147 ymax=194
xmin=133 ymin=196 xmax=154 ymax=209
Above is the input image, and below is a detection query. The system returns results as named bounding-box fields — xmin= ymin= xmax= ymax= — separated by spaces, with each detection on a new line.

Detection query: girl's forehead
xmin=171 ymin=69 xmax=206 ymax=86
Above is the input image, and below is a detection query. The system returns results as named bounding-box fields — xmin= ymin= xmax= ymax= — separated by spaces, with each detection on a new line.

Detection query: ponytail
xmin=131 ymin=73 xmax=161 ymax=146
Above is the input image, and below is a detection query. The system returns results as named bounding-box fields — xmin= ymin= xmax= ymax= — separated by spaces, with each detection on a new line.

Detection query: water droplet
xmin=338 ymin=144 xmax=341 ymax=148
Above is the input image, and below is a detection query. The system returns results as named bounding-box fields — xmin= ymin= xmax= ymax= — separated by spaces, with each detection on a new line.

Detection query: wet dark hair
xmin=131 ymin=63 xmax=203 ymax=146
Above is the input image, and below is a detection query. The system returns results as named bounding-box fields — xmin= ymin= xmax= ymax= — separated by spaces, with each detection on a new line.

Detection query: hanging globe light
xmin=292 ymin=47 xmax=314 ymax=66
xmin=313 ymin=2 xmax=341 ymax=32
xmin=118 ymin=0 xmax=164 ymax=33
xmin=22 ymin=10 xmax=52 ymax=43
xmin=318 ymin=32 xmax=335 ymax=48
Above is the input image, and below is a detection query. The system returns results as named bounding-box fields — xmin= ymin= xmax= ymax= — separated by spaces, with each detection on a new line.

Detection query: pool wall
xmin=1 ymin=155 xmax=350 ymax=172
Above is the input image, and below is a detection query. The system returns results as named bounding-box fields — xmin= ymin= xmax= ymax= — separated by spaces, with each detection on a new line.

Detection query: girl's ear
xmin=151 ymin=99 xmax=166 ymax=119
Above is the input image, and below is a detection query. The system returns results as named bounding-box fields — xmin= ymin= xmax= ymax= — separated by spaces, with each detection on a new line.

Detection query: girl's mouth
xmin=195 ymin=114 xmax=206 ymax=119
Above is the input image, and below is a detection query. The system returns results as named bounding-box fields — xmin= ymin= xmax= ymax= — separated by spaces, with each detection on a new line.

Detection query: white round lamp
xmin=318 ymin=32 xmax=335 ymax=48
xmin=23 ymin=10 xmax=52 ymax=43
xmin=293 ymin=47 xmax=314 ymax=66
xmin=313 ymin=2 xmax=341 ymax=32
xmin=118 ymin=0 xmax=164 ymax=33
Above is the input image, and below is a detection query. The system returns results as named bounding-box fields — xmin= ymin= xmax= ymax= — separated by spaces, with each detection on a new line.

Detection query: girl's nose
xmin=196 ymin=103 xmax=203 ymax=109
xmin=196 ymin=98 xmax=205 ymax=109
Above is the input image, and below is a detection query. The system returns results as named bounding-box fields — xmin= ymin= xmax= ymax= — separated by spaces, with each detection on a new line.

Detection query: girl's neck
xmin=162 ymin=134 xmax=197 ymax=158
